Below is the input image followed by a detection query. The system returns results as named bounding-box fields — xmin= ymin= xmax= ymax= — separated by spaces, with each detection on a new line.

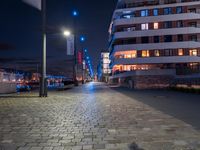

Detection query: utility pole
xmin=39 ymin=0 xmax=47 ymax=97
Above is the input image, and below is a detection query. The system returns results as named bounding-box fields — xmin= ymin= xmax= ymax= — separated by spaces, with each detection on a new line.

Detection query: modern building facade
xmin=109 ymin=0 xmax=200 ymax=77
xmin=97 ymin=52 xmax=111 ymax=82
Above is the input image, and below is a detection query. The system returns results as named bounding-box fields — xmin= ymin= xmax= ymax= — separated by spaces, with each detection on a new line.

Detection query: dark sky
xmin=0 ymin=0 xmax=116 ymax=76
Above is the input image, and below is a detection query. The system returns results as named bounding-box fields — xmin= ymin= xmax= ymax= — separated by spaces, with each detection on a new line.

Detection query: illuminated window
xmin=154 ymin=22 xmax=159 ymax=29
xmin=189 ymin=49 xmax=197 ymax=56
xmin=142 ymin=50 xmax=150 ymax=57
xmin=164 ymin=7 xmax=172 ymax=15
xmin=153 ymin=9 xmax=158 ymax=16
xmin=131 ymin=52 xmax=137 ymax=58
xmin=178 ymin=49 xmax=183 ymax=56
xmin=176 ymin=6 xmax=182 ymax=14
xmin=154 ymin=50 xmax=160 ymax=56
xmin=115 ymin=50 xmax=137 ymax=59
xmin=125 ymin=54 xmax=132 ymax=58
xmin=141 ymin=10 xmax=148 ymax=17
xmin=141 ymin=23 xmax=149 ymax=30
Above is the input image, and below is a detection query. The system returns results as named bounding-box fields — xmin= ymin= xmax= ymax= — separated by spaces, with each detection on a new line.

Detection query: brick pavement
xmin=0 ymin=82 xmax=200 ymax=150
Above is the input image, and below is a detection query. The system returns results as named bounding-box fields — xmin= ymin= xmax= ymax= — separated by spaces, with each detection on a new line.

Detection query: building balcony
xmin=110 ymin=41 xmax=200 ymax=56
xmin=110 ymin=56 xmax=200 ymax=67
xmin=113 ymin=13 xmax=200 ymax=27
xmin=113 ymin=27 xmax=200 ymax=39
xmin=115 ymin=0 xmax=200 ymax=12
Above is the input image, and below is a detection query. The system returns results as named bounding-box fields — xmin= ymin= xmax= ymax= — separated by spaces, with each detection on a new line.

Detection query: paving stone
xmin=0 ymin=82 xmax=200 ymax=150
xmin=43 ymin=147 xmax=53 ymax=150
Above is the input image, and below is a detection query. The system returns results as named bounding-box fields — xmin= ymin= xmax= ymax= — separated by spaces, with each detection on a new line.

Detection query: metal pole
xmin=40 ymin=0 xmax=47 ymax=97
xmin=82 ymin=48 xmax=84 ymax=84
xmin=73 ymin=19 xmax=78 ymax=86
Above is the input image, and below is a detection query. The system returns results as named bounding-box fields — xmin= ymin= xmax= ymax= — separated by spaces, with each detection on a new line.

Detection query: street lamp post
xmin=80 ymin=36 xmax=85 ymax=84
xmin=40 ymin=0 xmax=47 ymax=97
xmin=72 ymin=10 xmax=79 ymax=86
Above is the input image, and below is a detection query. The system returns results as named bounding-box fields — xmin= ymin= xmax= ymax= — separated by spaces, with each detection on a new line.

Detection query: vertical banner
xmin=78 ymin=51 xmax=82 ymax=64
xmin=22 ymin=0 xmax=42 ymax=10
xmin=67 ymin=35 xmax=74 ymax=55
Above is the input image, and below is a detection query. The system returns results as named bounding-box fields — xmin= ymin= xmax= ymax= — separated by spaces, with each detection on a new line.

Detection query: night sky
xmin=0 ymin=0 xmax=116 ymax=76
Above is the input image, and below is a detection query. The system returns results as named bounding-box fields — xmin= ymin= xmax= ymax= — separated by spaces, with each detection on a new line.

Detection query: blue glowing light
xmin=72 ymin=10 xmax=78 ymax=16
xmin=80 ymin=36 xmax=85 ymax=42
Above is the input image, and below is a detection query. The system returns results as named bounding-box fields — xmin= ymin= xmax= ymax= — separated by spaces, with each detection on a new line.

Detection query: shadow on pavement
xmin=110 ymin=86 xmax=200 ymax=130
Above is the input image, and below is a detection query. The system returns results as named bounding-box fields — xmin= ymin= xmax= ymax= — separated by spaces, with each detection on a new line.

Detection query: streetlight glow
xmin=63 ymin=30 xmax=71 ymax=37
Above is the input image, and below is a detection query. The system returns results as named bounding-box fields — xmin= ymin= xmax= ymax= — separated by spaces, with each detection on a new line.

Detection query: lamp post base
xmin=39 ymin=77 xmax=48 ymax=97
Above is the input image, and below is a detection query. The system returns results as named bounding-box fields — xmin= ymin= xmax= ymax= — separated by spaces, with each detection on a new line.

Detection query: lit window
xmin=123 ymin=15 xmax=131 ymax=19
xmin=176 ymin=6 xmax=182 ymax=14
xmin=164 ymin=7 xmax=172 ymax=15
xmin=154 ymin=22 xmax=159 ymax=29
xmin=178 ymin=49 xmax=183 ymax=56
xmin=189 ymin=49 xmax=197 ymax=56
xmin=141 ymin=23 xmax=149 ymax=30
xmin=154 ymin=50 xmax=160 ymax=56
xmin=141 ymin=10 xmax=148 ymax=17
xmin=142 ymin=50 xmax=150 ymax=57
xmin=153 ymin=9 xmax=159 ymax=16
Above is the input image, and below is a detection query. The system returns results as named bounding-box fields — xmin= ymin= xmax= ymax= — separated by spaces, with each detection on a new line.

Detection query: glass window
xmin=188 ymin=8 xmax=196 ymax=13
xmin=178 ymin=49 xmax=184 ymax=56
xmin=164 ymin=7 xmax=172 ymax=15
xmin=164 ymin=21 xmax=172 ymax=28
xmin=153 ymin=9 xmax=159 ymax=16
xmin=154 ymin=22 xmax=159 ymax=29
xmin=164 ymin=35 xmax=172 ymax=42
xmin=141 ymin=23 xmax=149 ymax=30
xmin=141 ymin=37 xmax=149 ymax=43
xmin=189 ymin=35 xmax=197 ymax=41
xmin=189 ymin=49 xmax=197 ymax=56
xmin=142 ymin=50 xmax=150 ymax=57
xmin=141 ymin=9 xmax=148 ymax=17
xmin=176 ymin=6 xmax=182 ymax=14
xmin=154 ymin=36 xmax=160 ymax=43
xmin=122 ymin=15 xmax=131 ymax=19
xmin=164 ymin=49 xmax=173 ymax=56
xmin=177 ymin=20 xmax=183 ymax=28
xmin=189 ymin=22 xmax=197 ymax=27
xmin=154 ymin=50 xmax=160 ymax=56
xmin=177 ymin=34 xmax=183 ymax=41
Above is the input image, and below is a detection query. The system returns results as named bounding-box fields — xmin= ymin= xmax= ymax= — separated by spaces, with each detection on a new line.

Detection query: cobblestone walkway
xmin=0 ymin=82 xmax=200 ymax=150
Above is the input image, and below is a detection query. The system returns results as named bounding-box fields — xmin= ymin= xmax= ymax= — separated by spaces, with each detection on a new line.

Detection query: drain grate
xmin=129 ymin=142 xmax=144 ymax=150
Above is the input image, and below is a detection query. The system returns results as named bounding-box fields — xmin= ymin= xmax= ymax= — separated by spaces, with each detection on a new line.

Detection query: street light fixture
xmin=80 ymin=36 xmax=86 ymax=42
xmin=72 ymin=10 xmax=79 ymax=17
xmin=63 ymin=30 xmax=71 ymax=37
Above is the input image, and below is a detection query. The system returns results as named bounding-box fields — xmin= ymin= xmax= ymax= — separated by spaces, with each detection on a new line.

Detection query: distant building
xmin=108 ymin=0 xmax=200 ymax=89
xmin=0 ymin=69 xmax=17 ymax=93
xmin=97 ymin=52 xmax=111 ymax=82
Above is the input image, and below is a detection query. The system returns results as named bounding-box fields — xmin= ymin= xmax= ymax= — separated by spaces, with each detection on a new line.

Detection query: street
xmin=0 ymin=82 xmax=200 ymax=150
xmin=112 ymin=87 xmax=200 ymax=130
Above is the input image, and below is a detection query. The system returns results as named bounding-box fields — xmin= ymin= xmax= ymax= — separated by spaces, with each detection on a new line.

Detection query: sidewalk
xmin=0 ymin=82 xmax=200 ymax=150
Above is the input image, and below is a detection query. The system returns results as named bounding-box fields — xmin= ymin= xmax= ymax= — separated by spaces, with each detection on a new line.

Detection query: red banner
xmin=78 ymin=51 xmax=82 ymax=64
